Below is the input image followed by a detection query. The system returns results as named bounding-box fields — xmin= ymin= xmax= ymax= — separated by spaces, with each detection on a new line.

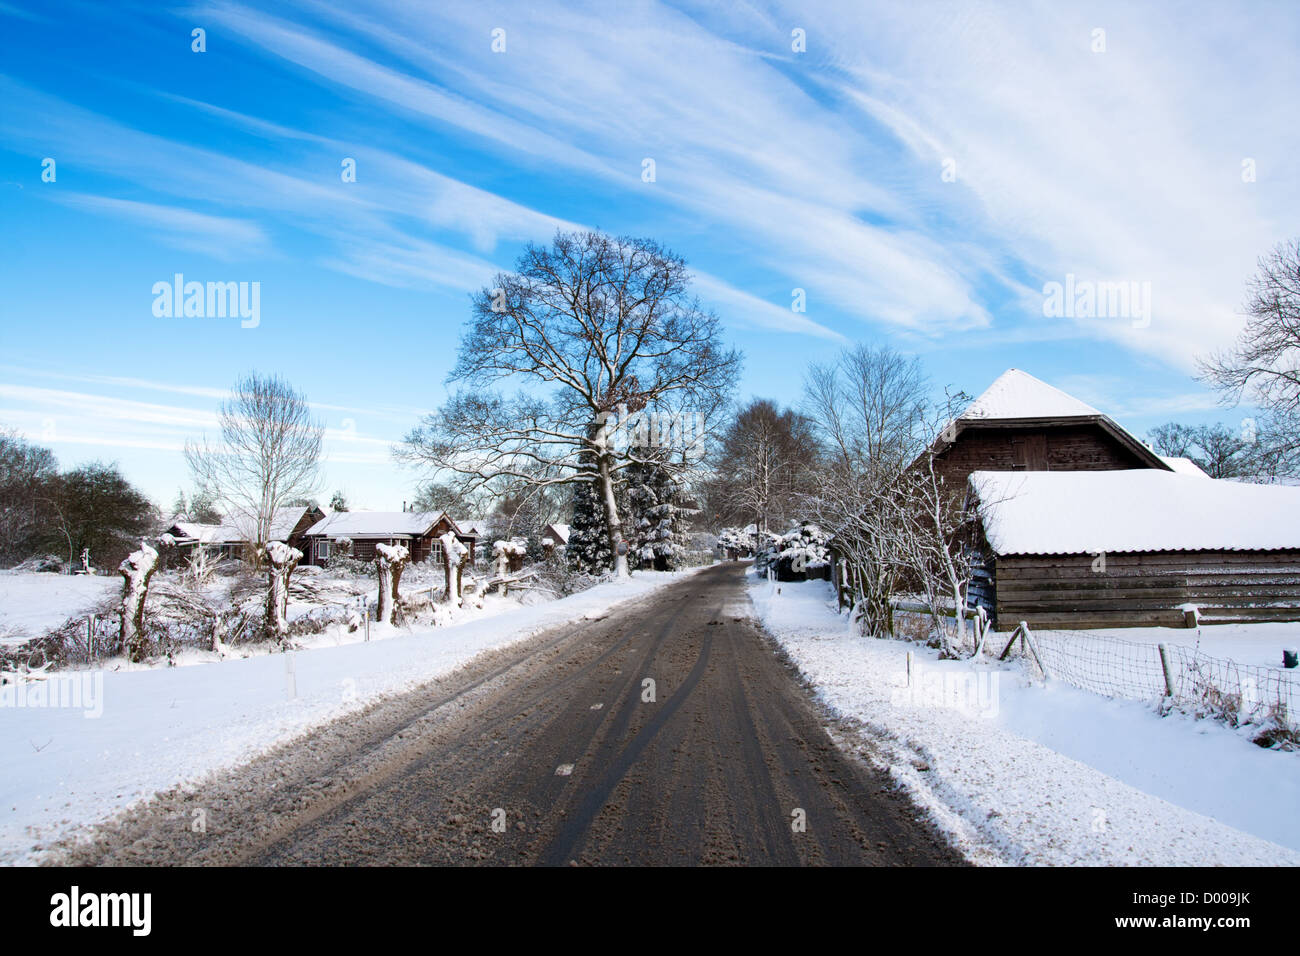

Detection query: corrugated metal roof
xmin=973 ymin=469 xmax=1300 ymax=555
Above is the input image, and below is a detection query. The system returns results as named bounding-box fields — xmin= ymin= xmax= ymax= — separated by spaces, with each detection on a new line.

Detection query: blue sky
xmin=2 ymin=0 xmax=1297 ymax=509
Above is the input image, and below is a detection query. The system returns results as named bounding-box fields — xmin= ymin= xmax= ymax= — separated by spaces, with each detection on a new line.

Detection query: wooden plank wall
xmin=935 ymin=424 xmax=1149 ymax=487
xmin=995 ymin=550 xmax=1300 ymax=628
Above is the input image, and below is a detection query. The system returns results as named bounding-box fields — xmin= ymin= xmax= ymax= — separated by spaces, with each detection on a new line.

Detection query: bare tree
xmin=804 ymin=344 xmax=929 ymax=474
xmin=709 ymin=399 xmax=820 ymax=533
xmin=1148 ymin=421 xmax=1260 ymax=479
xmin=398 ymin=230 xmax=741 ymax=577
xmin=1199 ymin=238 xmax=1300 ymax=477
xmin=186 ymin=373 xmax=324 ymax=562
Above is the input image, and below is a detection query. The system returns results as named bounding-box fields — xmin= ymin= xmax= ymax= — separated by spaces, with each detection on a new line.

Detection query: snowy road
xmin=51 ymin=564 xmax=961 ymax=866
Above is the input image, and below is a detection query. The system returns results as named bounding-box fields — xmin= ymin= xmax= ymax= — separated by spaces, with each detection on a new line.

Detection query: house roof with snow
xmin=960 ymin=369 xmax=1102 ymax=421
xmin=1159 ymin=456 xmax=1210 ymax=477
xmin=973 ymin=469 xmax=1300 ymax=555
xmin=929 ymin=368 xmax=1170 ymax=472
xmin=452 ymin=517 xmax=487 ymax=537
xmin=304 ymin=510 xmax=448 ymax=539
xmin=164 ymin=505 xmax=318 ymax=546
xmin=541 ymin=522 xmax=570 ymax=545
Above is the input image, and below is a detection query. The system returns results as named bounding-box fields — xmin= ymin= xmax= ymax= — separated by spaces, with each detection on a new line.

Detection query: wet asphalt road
xmin=56 ymin=563 xmax=963 ymax=866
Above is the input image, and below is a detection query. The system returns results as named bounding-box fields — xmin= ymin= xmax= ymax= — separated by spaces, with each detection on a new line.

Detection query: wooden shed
xmin=972 ymin=469 xmax=1300 ymax=629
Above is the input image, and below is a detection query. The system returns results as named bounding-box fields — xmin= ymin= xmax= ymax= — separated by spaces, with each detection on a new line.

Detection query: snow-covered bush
xmin=757 ymin=522 xmax=831 ymax=581
xmin=488 ymin=538 xmax=525 ymax=574
xmin=717 ymin=526 xmax=757 ymax=557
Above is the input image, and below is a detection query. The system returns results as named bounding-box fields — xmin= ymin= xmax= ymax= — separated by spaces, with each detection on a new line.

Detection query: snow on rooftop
xmin=548 ymin=523 xmax=570 ymax=544
xmin=1159 ymin=456 xmax=1210 ymax=478
xmin=305 ymin=511 xmax=442 ymax=538
xmin=974 ymin=469 xmax=1300 ymax=555
xmin=960 ymin=369 xmax=1101 ymax=421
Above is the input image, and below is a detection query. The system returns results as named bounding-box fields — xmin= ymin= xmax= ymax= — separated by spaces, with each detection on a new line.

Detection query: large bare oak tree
xmin=399 ymin=230 xmax=740 ymax=576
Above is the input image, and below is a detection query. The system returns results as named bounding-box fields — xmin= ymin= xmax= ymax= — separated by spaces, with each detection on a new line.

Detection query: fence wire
xmin=991 ymin=628 xmax=1298 ymax=725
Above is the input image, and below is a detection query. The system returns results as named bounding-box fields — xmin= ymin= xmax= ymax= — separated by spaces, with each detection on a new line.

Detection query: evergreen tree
xmin=566 ymin=456 xmax=615 ymax=574
xmin=624 ymin=449 xmax=691 ymax=571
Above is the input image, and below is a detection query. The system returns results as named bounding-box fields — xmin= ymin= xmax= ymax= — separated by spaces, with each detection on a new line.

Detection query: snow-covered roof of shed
xmin=547 ymin=523 xmax=570 ymax=544
xmin=451 ymin=517 xmax=485 ymax=536
xmin=973 ymin=470 xmax=1300 ymax=555
xmin=1159 ymin=456 xmax=1210 ymax=478
xmin=960 ymin=369 xmax=1100 ymax=421
xmin=166 ymin=505 xmax=311 ymax=544
xmin=304 ymin=511 xmax=443 ymax=539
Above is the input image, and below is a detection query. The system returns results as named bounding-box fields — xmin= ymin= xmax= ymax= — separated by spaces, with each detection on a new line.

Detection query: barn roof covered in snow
xmin=304 ymin=511 xmax=451 ymax=539
xmin=973 ymin=469 xmax=1300 ymax=555
xmin=929 ymin=368 xmax=1170 ymax=471
xmin=1159 ymin=456 xmax=1210 ymax=477
xmin=959 ymin=368 xmax=1101 ymax=421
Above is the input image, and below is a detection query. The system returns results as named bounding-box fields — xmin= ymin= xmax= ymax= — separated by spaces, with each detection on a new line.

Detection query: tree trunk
xmin=265 ymin=541 xmax=303 ymax=644
xmin=439 ymin=532 xmax=468 ymax=606
xmin=596 ymin=452 xmax=629 ymax=577
xmin=119 ymin=541 xmax=160 ymax=663
xmin=375 ymin=543 xmax=409 ymax=625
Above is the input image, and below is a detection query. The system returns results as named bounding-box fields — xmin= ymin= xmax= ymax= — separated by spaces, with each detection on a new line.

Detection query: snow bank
xmin=0 ymin=572 xmax=117 ymax=644
xmin=0 ymin=567 xmax=704 ymax=864
xmin=747 ymin=574 xmax=1300 ymax=866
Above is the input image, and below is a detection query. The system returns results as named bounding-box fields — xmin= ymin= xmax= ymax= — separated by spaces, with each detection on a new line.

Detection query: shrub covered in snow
xmin=756 ymin=522 xmax=831 ymax=581
xmin=717 ymin=527 xmax=757 ymax=557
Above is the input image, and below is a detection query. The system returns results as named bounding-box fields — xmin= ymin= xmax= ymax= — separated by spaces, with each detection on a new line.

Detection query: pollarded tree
xmin=398 ymin=230 xmax=741 ymax=577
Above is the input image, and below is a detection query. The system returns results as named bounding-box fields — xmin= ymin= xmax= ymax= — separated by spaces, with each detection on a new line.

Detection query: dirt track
xmin=53 ymin=563 xmax=964 ymax=866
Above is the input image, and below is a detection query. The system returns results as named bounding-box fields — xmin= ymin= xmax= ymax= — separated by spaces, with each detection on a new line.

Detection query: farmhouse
xmin=162 ymin=505 xmax=325 ymax=560
xmin=300 ymin=511 xmax=478 ymax=566
xmin=972 ymin=470 xmax=1300 ymax=629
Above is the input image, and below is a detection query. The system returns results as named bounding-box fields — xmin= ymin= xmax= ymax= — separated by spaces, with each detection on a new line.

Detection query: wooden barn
xmin=972 ymin=469 xmax=1300 ymax=629
xmin=927 ymin=368 xmax=1172 ymax=486
xmin=301 ymin=511 xmax=477 ymax=567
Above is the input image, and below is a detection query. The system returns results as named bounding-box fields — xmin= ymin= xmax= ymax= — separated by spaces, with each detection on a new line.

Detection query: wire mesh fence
xmin=990 ymin=627 xmax=1298 ymax=726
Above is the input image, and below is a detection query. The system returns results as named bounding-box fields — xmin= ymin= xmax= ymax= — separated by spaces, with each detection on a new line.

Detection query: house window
xmin=317 ymin=540 xmax=331 ymax=561
xmin=430 ymin=541 xmax=444 ymax=564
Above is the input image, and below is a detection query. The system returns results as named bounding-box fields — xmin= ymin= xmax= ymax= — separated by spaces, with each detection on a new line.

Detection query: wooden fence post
xmin=1157 ymin=643 xmax=1176 ymax=697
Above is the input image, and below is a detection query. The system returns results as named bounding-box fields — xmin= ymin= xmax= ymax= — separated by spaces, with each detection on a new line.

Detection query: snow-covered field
xmin=0 ymin=572 xmax=117 ymax=644
xmin=0 ymin=567 xmax=704 ymax=865
xmin=747 ymin=573 xmax=1300 ymax=866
